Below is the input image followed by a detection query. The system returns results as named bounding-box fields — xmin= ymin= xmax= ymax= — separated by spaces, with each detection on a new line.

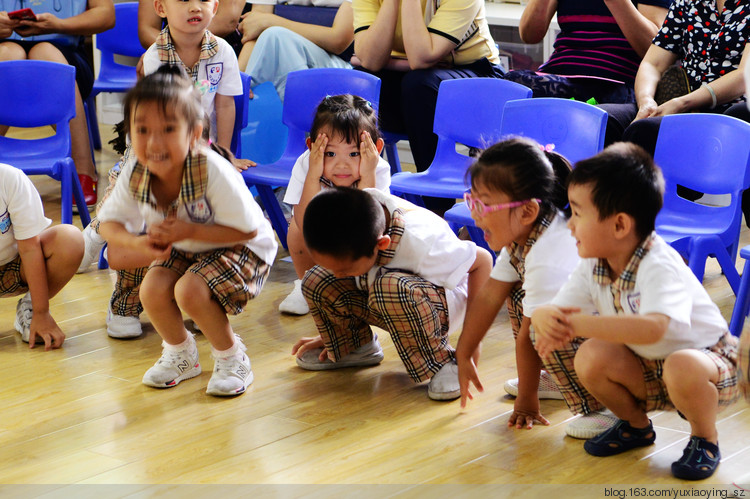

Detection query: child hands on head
xmin=278 ymin=94 xmax=391 ymax=316
xmin=455 ymin=137 xmax=582 ymax=431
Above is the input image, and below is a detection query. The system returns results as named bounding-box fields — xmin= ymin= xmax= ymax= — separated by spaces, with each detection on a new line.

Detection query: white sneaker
xmin=296 ymin=334 xmax=384 ymax=370
xmin=77 ymin=225 xmax=106 ymax=273
xmin=566 ymin=409 xmax=618 ymax=439
xmin=142 ymin=339 xmax=201 ymax=388
xmin=428 ymin=361 xmax=461 ymax=401
xmin=504 ymin=370 xmax=564 ymax=400
xmin=14 ymin=293 xmax=41 ymax=344
xmin=106 ymin=307 xmax=142 ymax=339
xmin=278 ymin=279 xmax=309 ymax=315
xmin=206 ymin=351 xmax=254 ymax=396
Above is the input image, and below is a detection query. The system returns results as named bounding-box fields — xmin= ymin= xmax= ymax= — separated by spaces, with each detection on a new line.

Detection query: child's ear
xmin=613 ymin=212 xmax=634 ymax=239
xmin=520 ymin=199 xmax=540 ymax=226
xmin=375 ymin=234 xmax=391 ymax=251
xmin=153 ymin=0 xmax=167 ymax=18
xmin=211 ymin=0 xmax=219 ymax=15
xmin=375 ymin=137 xmax=385 ymax=155
xmin=306 ymin=137 xmax=313 ymax=151
xmin=191 ymin=124 xmax=204 ymax=149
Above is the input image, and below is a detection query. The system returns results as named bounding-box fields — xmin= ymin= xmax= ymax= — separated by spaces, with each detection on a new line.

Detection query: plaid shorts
xmin=638 ymin=332 xmax=739 ymax=411
xmin=303 ymin=266 xmax=453 ymax=382
xmin=111 ymin=267 xmax=148 ymax=317
xmin=151 ymin=244 xmax=271 ymax=315
xmin=0 ymin=255 xmax=27 ymax=297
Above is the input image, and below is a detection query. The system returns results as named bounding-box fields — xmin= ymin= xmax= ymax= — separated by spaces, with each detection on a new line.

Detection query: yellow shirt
xmin=353 ymin=0 xmax=499 ymax=66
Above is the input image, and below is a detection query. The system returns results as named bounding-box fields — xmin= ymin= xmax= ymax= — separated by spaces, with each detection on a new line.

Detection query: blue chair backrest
xmin=231 ymin=72 xmax=252 ymax=157
xmin=96 ymin=2 xmax=144 ymax=59
xmin=655 ymin=113 xmax=750 ymax=228
xmin=280 ymin=68 xmax=381 ymax=160
xmin=500 ymin=98 xmax=608 ymax=164
xmin=433 ymin=78 xmax=532 ymax=150
xmin=0 ymin=61 xmax=75 ymax=159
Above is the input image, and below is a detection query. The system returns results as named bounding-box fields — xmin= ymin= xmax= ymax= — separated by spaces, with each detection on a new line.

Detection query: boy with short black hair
xmin=532 ymin=143 xmax=739 ymax=480
xmin=291 ymin=187 xmax=492 ymax=401
xmin=0 ymin=163 xmax=84 ymax=350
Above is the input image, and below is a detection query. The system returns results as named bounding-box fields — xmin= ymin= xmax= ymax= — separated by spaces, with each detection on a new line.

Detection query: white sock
xmin=211 ymin=334 xmax=246 ymax=358
xmin=163 ymin=332 xmax=195 ymax=352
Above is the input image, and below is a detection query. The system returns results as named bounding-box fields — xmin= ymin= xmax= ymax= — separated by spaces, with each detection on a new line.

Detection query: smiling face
xmin=130 ymin=100 xmax=201 ymax=178
xmin=155 ymin=0 xmax=218 ymax=36
xmin=468 ymin=180 xmax=532 ymax=252
xmin=315 ymin=129 xmax=362 ymax=187
xmin=567 ymin=182 xmax=614 ymax=259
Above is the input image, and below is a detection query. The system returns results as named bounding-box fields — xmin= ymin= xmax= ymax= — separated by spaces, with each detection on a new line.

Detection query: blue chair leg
xmin=384 ymin=141 xmax=401 ymax=175
xmin=255 ymin=184 xmax=288 ymax=250
xmin=98 ymin=243 xmax=109 ymax=270
xmin=70 ymin=164 xmax=92 ymax=226
xmin=86 ymin=94 xmax=102 ymax=150
xmin=729 ymin=246 xmax=750 ymax=337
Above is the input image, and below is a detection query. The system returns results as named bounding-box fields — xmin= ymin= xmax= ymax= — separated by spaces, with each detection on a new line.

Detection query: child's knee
xmin=174 ymin=273 xmax=210 ymax=312
xmin=43 ymin=225 xmax=84 ymax=261
xmin=141 ymin=269 xmax=175 ymax=305
xmin=574 ymin=339 xmax=610 ymax=379
xmin=663 ymin=350 xmax=716 ymax=389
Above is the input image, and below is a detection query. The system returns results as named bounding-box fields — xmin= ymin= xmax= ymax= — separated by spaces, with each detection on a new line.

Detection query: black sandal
xmin=583 ymin=419 xmax=655 ymax=457
xmin=671 ymin=436 xmax=721 ymax=480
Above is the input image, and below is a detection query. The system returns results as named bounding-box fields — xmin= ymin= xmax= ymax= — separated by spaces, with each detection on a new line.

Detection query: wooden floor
xmin=1 ymin=124 xmax=749 ymax=494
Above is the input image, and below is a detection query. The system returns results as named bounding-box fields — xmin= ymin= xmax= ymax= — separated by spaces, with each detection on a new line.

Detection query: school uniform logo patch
xmin=626 ymin=292 xmax=641 ymax=313
xmin=186 ymin=197 xmax=213 ymax=224
xmin=206 ymin=63 xmax=223 ymax=92
xmin=0 ymin=211 xmax=10 ymax=234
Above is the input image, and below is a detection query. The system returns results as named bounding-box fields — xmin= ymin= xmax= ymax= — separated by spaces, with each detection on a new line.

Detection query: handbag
xmin=654 ymin=65 xmax=691 ymax=105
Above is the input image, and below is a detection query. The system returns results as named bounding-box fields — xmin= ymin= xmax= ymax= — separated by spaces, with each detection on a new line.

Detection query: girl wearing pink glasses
xmin=455 ymin=137 xmax=614 ymax=439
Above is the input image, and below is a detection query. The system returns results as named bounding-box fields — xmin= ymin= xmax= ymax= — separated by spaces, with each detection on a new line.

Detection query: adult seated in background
xmin=504 ymin=0 xmax=670 ymax=104
xmin=0 ymin=0 xmax=115 ymax=208
xmin=352 ymin=0 xmax=504 ymax=213
xmin=599 ymin=0 xmax=750 ymax=216
xmin=138 ymin=0 xmax=249 ymax=54
xmin=238 ymin=0 xmax=354 ymax=100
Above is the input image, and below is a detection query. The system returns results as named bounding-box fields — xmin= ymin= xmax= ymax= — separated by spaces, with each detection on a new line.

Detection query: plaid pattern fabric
xmin=506 ymin=281 xmax=524 ymax=340
xmin=155 ymin=27 xmax=218 ymax=82
xmin=111 ymin=267 xmax=148 ymax=317
xmin=0 ymin=255 xmax=27 ymax=297
xmin=151 ymin=244 xmax=270 ymax=315
xmin=302 ymin=266 xmax=452 ymax=382
xmin=528 ymin=324 xmax=603 ymax=415
xmin=507 ymin=211 xmax=555 ymax=279
xmin=374 ymin=207 xmax=405 ymax=266
xmin=637 ymin=333 xmax=739 ymax=411
xmin=739 ymin=326 xmax=750 ymax=401
xmin=128 ymin=150 xmax=208 ymax=212
xmin=593 ymin=232 xmax=655 ymax=313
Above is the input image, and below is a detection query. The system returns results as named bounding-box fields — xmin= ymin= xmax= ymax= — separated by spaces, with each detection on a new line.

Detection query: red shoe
xmin=76 ymin=174 xmax=97 ymax=210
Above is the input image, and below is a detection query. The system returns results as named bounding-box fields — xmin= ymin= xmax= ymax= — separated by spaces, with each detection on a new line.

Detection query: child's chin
xmin=332 ymin=179 xmax=356 ymax=188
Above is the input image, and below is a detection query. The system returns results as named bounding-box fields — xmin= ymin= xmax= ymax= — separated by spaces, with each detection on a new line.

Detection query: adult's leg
xmin=598 ymin=103 xmax=638 ymax=147
xmin=244 ymin=27 xmax=352 ymax=100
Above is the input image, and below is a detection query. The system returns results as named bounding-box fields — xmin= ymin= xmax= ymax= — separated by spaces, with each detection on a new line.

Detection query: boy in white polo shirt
xmin=532 ymin=143 xmax=739 ymax=480
xmin=291 ymin=187 xmax=492 ymax=400
xmin=0 ymin=163 xmax=83 ymax=350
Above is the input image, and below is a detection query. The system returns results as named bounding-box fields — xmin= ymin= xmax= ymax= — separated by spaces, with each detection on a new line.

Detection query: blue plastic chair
xmin=231 ymin=72 xmax=252 ymax=158
xmin=0 ymin=61 xmax=90 ymax=226
xmin=654 ymin=113 xmax=750 ymax=294
xmin=729 ymin=246 xmax=750 ymax=336
xmin=382 ymin=131 xmax=408 ymax=175
xmin=389 ymin=78 xmax=532 ymax=206
xmin=240 ymin=81 xmax=288 ymax=164
xmin=443 ymin=97 xmax=608 ymax=255
xmin=86 ymin=2 xmax=144 ymax=150
xmin=240 ymin=68 xmax=382 ymax=249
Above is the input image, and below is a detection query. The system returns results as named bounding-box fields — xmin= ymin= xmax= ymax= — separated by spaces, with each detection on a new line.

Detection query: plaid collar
xmin=128 ymin=149 xmax=209 ymax=211
xmin=155 ymin=26 xmax=218 ymax=81
xmin=508 ymin=211 xmax=555 ymax=277
xmin=593 ymin=232 xmax=656 ymax=291
xmin=374 ymin=206 xmax=406 ymax=267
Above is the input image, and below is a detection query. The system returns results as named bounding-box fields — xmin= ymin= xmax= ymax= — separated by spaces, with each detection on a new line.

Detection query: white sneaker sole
xmin=206 ymin=370 xmax=254 ymax=397
xmin=503 ymin=379 xmax=565 ymax=400
xmin=142 ymin=363 xmax=202 ymax=388
xmin=296 ymin=349 xmax=384 ymax=371
xmin=565 ymin=410 xmax=618 ymax=439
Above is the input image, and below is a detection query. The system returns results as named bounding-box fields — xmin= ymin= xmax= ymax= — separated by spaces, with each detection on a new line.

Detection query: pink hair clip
xmin=540 ymin=143 xmax=555 ymax=153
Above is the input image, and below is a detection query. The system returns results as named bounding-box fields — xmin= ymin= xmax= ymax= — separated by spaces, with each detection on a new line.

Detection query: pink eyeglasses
xmin=463 ymin=192 xmax=540 ymax=216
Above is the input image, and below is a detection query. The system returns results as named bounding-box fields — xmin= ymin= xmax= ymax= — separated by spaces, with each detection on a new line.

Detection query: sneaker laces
xmin=157 ymin=348 xmax=193 ymax=368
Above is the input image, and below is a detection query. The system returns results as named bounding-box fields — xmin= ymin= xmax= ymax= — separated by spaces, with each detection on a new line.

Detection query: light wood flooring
xmin=1 ymin=124 xmax=748 ymax=494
